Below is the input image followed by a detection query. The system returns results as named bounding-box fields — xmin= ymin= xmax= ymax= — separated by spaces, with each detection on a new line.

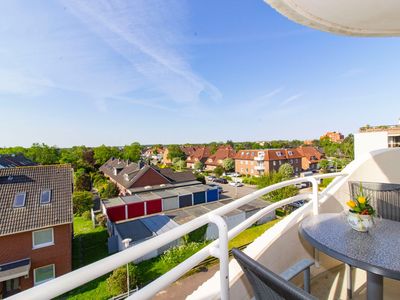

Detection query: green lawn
xmin=228 ymin=218 xmax=280 ymax=249
xmin=61 ymin=216 xmax=111 ymax=300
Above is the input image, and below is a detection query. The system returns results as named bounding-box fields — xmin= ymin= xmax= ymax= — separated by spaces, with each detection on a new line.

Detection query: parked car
xmin=208 ymin=184 xmax=223 ymax=194
xmin=290 ymin=200 xmax=307 ymax=208
xmin=214 ymin=178 xmax=228 ymax=184
xmin=229 ymin=181 xmax=243 ymax=187
xmin=207 ymin=175 xmax=216 ymax=181
xmin=295 ymin=183 xmax=308 ymax=189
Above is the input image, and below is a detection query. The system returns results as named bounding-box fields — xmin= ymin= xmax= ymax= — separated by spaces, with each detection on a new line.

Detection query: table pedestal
xmin=367 ymin=272 xmax=383 ymax=300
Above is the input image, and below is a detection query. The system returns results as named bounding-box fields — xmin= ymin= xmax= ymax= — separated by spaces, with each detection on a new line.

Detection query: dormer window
xmin=40 ymin=190 xmax=51 ymax=204
xmin=288 ymin=151 xmax=293 ymax=156
xmin=276 ymin=152 xmax=282 ymax=157
xmin=241 ymin=152 xmax=244 ymax=155
xmin=14 ymin=192 xmax=26 ymax=208
xmin=124 ymin=174 xmax=129 ymax=181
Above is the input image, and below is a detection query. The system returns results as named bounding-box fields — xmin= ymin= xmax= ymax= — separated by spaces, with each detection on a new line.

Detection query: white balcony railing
xmin=254 ymin=155 xmax=264 ymax=161
xmin=254 ymin=165 xmax=265 ymax=170
xmin=10 ymin=173 xmax=345 ymax=300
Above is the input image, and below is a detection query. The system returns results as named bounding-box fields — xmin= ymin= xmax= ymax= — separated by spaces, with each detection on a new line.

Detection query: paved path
xmin=153 ymin=264 xmax=220 ymax=300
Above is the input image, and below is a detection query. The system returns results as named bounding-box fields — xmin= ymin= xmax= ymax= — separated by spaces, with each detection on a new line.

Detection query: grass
xmin=228 ymin=218 xmax=280 ymax=249
xmin=61 ymin=216 xmax=111 ymax=300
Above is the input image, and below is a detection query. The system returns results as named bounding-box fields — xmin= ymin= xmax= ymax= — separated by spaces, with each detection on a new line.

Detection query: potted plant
xmin=346 ymin=184 xmax=376 ymax=232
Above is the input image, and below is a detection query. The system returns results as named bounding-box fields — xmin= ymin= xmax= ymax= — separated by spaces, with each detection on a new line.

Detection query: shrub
xmin=187 ymin=225 xmax=208 ymax=243
xmin=195 ymin=173 xmax=206 ymax=184
xmin=278 ymin=163 xmax=294 ymax=179
xmin=107 ymin=264 xmax=138 ymax=296
xmin=100 ymin=182 xmax=120 ymax=199
xmin=160 ymin=242 xmax=208 ymax=267
xmin=214 ymin=166 xmax=224 ymax=178
xmin=74 ymin=172 xmax=92 ymax=191
xmin=73 ymin=191 xmax=93 ymax=216
xmin=242 ymin=176 xmax=258 ymax=185
xmin=82 ymin=210 xmax=91 ymax=221
xmin=96 ymin=213 xmax=107 ymax=227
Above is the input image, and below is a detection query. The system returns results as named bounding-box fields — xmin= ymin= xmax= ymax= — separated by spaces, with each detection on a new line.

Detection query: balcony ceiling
xmin=265 ymin=0 xmax=400 ymax=36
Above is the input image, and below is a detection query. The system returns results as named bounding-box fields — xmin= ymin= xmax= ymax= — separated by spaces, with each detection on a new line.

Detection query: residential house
xmin=186 ymin=147 xmax=211 ymax=169
xmin=142 ymin=147 xmax=164 ymax=162
xmin=162 ymin=146 xmax=197 ymax=165
xmin=0 ymin=154 xmax=37 ymax=168
xmin=100 ymin=158 xmax=196 ymax=195
xmin=234 ymin=149 xmax=302 ymax=176
xmin=0 ymin=165 xmax=73 ymax=297
xmin=205 ymin=146 xmax=236 ymax=171
xmin=296 ymin=146 xmax=323 ymax=171
xmin=320 ymin=131 xmax=344 ymax=143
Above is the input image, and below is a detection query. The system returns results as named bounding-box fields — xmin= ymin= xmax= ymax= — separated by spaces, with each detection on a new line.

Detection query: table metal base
xmin=367 ymin=272 xmax=383 ymax=300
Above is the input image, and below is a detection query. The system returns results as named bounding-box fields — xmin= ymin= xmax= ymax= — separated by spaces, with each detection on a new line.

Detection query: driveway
xmin=206 ymin=179 xmax=258 ymax=200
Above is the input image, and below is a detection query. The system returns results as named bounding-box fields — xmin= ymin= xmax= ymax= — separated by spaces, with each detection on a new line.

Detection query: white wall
xmin=354 ymin=132 xmax=388 ymax=160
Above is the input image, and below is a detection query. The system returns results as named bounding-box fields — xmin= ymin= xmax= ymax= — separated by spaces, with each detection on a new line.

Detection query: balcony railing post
xmin=308 ymin=177 xmax=320 ymax=215
xmin=208 ymin=214 xmax=230 ymax=300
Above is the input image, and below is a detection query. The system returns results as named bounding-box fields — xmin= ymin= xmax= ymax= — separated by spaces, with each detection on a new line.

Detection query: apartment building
xmin=186 ymin=147 xmax=211 ymax=169
xmin=320 ymin=131 xmax=344 ymax=143
xmin=0 ymin=165 xmax=73 ymax=297
xmin=296 ymin=146 xmax=323 ymax=171
xmin=235 ymin=149 xmax=302 ymax=176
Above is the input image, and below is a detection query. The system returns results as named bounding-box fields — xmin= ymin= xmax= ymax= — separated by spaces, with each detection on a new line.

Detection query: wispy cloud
xmin=280 ymin=93 xmax=303 ymax=106
xmin=62 ymin=0 xmax=221 ymax=104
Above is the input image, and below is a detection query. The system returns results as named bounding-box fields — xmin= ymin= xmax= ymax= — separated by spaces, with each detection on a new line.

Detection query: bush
xmin=278 ymin=163 xmax=294 ymax=179
xmin=82 ymin=210 xmax=91 ymax=221
xmin=96 ymin=213 xmax=107 ymax=227
xmin=160 ymin=242 xmax=208 ymax=267
xmin=107 ymin=264 xmax=138 ymax=296
xmin=222 ymin=175 xmax=232 ymax=182
xmin=74 ymin=172 xmax=92 ymax=191
xmin=214 ymin=166 xmax=224 ymax=178
xmin=186 ymin=225 xmax=208 ymax=243
xmin=73 ymin=191 xmax=93 ymax=216
xmin=99 ymin=182 xmax=120 ymax=199
xmin=195 ymin=173 xmax=206 ymax=184
xmin=242 ymin=176 xmax=258 ymax=185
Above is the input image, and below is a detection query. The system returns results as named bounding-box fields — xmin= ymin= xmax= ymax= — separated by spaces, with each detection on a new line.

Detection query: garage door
xmin=206 ymin=189 xmax=219 ymax=202
xmin=179 ymin=194 xmax=192 ymax=208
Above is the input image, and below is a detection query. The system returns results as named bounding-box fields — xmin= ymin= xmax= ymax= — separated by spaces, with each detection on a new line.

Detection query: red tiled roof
xmin=186 ymin=147 xmax=211 ymax=163
xmin=296 ymin=146 xmax=323 ymax=162
xmin=205 ymin=147 xmax=236 ymax=166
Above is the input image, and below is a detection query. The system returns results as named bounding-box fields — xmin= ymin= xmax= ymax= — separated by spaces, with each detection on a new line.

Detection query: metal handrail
xmin=10 ymin=172 xmax=345 ymax=300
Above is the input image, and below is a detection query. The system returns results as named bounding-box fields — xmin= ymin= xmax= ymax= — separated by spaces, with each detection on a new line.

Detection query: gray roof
xmin=0 ymin=165 xmax=73 ymax=236
xmin=115 ymin=215 xmax=179 ymax=243
xmin=0 ymin=154 xmax=37 ymax=168
xmin=166 ymin=198 xmax=271 ymax=225
xmin=100 ymin=158 xmax=196 ymax=189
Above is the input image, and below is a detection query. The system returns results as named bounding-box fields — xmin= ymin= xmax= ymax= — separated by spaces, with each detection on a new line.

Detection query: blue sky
xmin=1 ymin=0 xmax=400 ymax=147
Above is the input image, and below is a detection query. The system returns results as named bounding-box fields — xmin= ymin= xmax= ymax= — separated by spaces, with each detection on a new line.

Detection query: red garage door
xmin=106 ymin=205 xmax=126 ymax=222
xmin=127 ymin=202 xmax=145 ymax=218
xmin=146 ymin=199 xmax=162 ymax=215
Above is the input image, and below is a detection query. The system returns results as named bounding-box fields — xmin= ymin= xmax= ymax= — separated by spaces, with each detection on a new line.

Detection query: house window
xmin=290 ymin=159 xmax=293 ymax=164
xmin=40 ymin=190 xmax=51 ymax=204
xmin=13 ymin=192 xmax=26 ymax=208
xmin=34 ymin=264 xmax=55 ymax=285
xmin=279 ymin=161 xmax=282 ymax=165
xmin=245 ymin=161 xmax=248 ymax=165
xmin=273 ymin=161 xmax=276 ymax=166
xmin=241 ymin=152 xmax=244 ymax=155
xmin=33 ymin=228 xmax=54 ymax=249
xmin=288 ymin=151 xmax=293 ymax=155
xmin=276 ymin=152 xmax=282 ymax=157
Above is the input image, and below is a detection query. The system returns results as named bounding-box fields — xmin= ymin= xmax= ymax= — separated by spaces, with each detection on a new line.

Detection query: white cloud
xmin=281 ymin=93 xmax=303 ymax=106
xmin=62 ymin=0 xmax=221 ymax=104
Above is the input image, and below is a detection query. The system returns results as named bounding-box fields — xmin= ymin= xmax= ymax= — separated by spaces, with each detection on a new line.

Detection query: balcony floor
xmin=311 ymin=264 xmax=400 ymax=299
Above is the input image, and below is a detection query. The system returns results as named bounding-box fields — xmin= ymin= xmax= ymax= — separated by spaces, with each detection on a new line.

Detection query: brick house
xmin=0 ymin=165 xmax=73 ymax=297
xmin=320 ymin=131 xmax=344 ymax=143
xmin=186 ymin=147 xmax=211 ymax=169
xmin=162 ymin=146 xmax=197 ymax=165
xmin=204 ymin=146 xmax=236 ymax=171
xmin=296 ymin=146 xmax=323 ymax=171
xmin=235 ymin=149 xmax=302 ymax=176
xmin=100 ymin=158 xmax=196 ymax=195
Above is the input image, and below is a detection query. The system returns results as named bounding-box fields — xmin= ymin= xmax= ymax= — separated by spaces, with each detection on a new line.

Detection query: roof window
xmin=40 ymin=190 xmax=51 ymax=204
xmin=14 ymin=192 xmax=26 ymax=208
xmin=276 ymin=152 xmax=282 ymax=157
xmin=288 ymin=151 xmax=293 ymax=155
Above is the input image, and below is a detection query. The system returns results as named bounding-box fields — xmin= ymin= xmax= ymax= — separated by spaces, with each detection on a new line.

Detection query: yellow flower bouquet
xmin=346 ymin=183 xmax=376 ymax=232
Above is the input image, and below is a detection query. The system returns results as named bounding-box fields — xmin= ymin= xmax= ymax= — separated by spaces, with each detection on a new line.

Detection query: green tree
xmin=222 ymin=158 xmax=235 ymax=172
xmin=167 ymin=145 xmax=186 ymax=160
xmin=194 ymin=161 xmax=204 ymax=171
xmin=93 ymin=145 xmax=121 ymax=166
xmin=319 ymin=159 xmax=330 ymax=173
xmin=100 ymin=182 xmax=120 ymax=199
xmin=174 ymin=159 xmax=186 ymax=171
xmin=257 ymin=172 xmax=298 ymax=203
xmin=60 ymin=146 xmax=95 ymax=171
xmin=74 ymin=170 xmax=92 ymax=191
xmin=107 ymin=264 xmax=138 ymax=296
xmin=209 ymin=142 xmax=219 ymax=155
xmin=195 ymin=173 xmax=206 ymax=184
xmin=278 ymin=163 xmax=294 ymax=179
xmin=72 ymin=191 xmax=93 ymax=215
xmin=214 ymin=166 xmax=224 ymax=177
xmin=123 ymin=142 xmax=142 ymax=162
xmin=26 ymin=143 xmax=60 ymax=164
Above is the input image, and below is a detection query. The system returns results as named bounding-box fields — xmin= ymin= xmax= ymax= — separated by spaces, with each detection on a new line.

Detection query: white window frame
xmin=33 ymin=264 xmax=55 ymax=285
xmin=32 ymin=228 xmax=54 ymax=249
xmin=40 ymin=189 xmax=51 ymax=204
xmin=13 ymin=192 xmax=26 ymax=208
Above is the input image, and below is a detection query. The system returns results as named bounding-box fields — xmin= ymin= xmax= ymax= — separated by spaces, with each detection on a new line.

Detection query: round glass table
xmin=299 ymin=213 xmax=400 ymax=300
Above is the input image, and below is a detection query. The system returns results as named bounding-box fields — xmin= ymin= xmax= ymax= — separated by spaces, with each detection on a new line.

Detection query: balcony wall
xmin=188 ymin=148 xmax=400 ymax=300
